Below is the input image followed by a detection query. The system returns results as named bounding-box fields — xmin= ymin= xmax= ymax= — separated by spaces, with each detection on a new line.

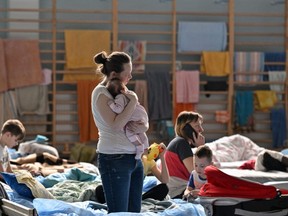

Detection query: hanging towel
xmin=234 ymin=52 xmax=264 ymax=84
xmin=215 ymin=110 xmax=230 ymax=124
xmin=0 ymin=91 xmax=18 ymax=127
xmin=268 ymin=71 xmax=286 ymax=101
xmin=264 ymin=52 xmax=286 ymax=71
xmin=173 ymin=103 xmax=196 ymax=124
xmin=63 ymin=68 xmax=98 ymax=81
xmin=64 ymin=30 xmax=111 ymax=69
xmin=134 ymin=80 xmax=149 ymax=113
xmin=235 ymin=91 xmax=254 ymax=131
xmin=264 ymin=52 xmax=285 ymax=81
xmin=145 ymin=71 xmax=172 ymax=121
xmin=175 ymin=70 xmax=199 ymax=103
xmin=15 ymin=85 xmax=50 ymax=115
xmin=200 ymin=51 xmax=230 ymax=76
xmin=254 ymin=90 xmax=277 ymax=111
xmin=177 ymin=21 xmax=227 ymax=52
xmin=271 ymin=108 xmax=287 ymax=148
xmin=4 ymin=39 xmax=44 ymax=89
xmin=118 ymin=40 xmax=146 ymax=71
xmin=41 ymin=68 xmax=52 ymax=85
xmin=204 ymin=80 xmax=228 ymax=97
xmin=77 ymin=80 xmax=100 ymax=142
xmin=0 ymin=39 xmax=8 ymax=92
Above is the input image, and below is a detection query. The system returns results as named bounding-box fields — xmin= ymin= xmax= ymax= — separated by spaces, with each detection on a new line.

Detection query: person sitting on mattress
xmin=164 ymin=111 xmax=206 ymax=199
xmin=183 ymin=145 xmax=213 ymax=200
xmin=0 ymin=119 xmax=26 ymax=177
xmin=106 ymin=77 xmax=149 ymax=160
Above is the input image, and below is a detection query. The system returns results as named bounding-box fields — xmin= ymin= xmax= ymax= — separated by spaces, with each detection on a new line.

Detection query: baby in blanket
xmin=106 ymin=78 xmax=149 ymax=159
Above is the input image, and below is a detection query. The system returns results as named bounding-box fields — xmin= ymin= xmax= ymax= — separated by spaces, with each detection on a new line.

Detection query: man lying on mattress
xmin=10 ymin=151 xmax=83 ymax=176
xmin=205 ymin=133 xmax=288 ymax=172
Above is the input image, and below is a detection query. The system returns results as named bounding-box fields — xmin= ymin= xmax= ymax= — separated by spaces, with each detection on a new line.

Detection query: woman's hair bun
xmin=94 ymin=51 xmax=107 ymax=64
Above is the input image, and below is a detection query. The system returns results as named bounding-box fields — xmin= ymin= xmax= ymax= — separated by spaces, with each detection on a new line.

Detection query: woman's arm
xmin=182 ymin=156 xmax=194 ymax=174
xmin=150 ymin=143 xmax=169 ymax=184
xmin=96 ymin=91 xmax=137 ymax=130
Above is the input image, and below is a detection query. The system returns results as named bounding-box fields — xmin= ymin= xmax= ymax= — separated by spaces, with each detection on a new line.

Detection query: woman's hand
xmin=193 ymin=133 xmax=205 ymax=147
xmin=121 ymin=88 xmax=138 ymax=102
xmin=158 ymin=143 xmax=166 ymax=158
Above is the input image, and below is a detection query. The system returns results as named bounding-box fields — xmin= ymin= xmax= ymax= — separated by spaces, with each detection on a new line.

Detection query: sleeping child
xmin=106 ymin=78 xmax=149 ymax=159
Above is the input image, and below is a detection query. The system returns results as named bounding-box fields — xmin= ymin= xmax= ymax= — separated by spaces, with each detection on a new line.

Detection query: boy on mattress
xmin=0 ymin=119 xmax=26 ymax=175
xmin=183 ymin=145 xmax=213 ymax=200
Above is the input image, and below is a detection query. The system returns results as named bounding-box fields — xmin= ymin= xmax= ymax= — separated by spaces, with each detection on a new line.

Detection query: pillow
xmin=1 ymin=172 xmax=34 ymax=199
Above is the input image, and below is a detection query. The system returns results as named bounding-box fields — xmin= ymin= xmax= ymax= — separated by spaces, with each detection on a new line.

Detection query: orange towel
xmin=201 ymin=51 xmax=230 ymax=76
xmin=173 ymin=103 xmax=196 ymax=124
xmin=215 ymin=110 xmax=230 ymax=124
xmin=77 ymin=79 xmax=100 ymax=142
xmin=4 ymin=39 xmax=43 ymax=89
xmin=64 ymin=30 xmax=111 ymax=69
xmin=0 ymin=39 xmax=8 ymax=92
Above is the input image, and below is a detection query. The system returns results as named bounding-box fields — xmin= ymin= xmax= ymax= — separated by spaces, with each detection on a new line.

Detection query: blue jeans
xmin=98 ymin=153 xmax=144 ymax=213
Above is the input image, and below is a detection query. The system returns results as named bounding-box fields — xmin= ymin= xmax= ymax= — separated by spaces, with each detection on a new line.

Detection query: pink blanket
xmin=4 ymin=39 xmax=43 ymax=89
xmin=0 ymin=39 xmax=8 ymax=92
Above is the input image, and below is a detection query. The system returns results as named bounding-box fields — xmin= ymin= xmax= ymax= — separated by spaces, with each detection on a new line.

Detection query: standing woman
xmin=91 ymin=51 xmax=147 ymax=213
xmin=164 ymin=111 xmax=205 ymax=199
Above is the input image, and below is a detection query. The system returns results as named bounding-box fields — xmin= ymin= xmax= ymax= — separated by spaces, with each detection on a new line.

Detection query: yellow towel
xmin=65 ymin=30 xmax=111 ymax=69
xmin=254 ymin=90 xmax=277 ymax=111
xmin=63 ymin=68 xmax=98 ymax=81
xmin=14 ymin=170 xmax=55 ymax=199
xmin=201 ymin=51 xmax=230 ymax=76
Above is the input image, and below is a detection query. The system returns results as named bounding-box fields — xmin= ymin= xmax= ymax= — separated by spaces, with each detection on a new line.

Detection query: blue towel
xmin=178 ymin=21 xmax=227 ymax=52
xmin=264 ymin=52 xmax=286 ymax=81
xmin=271 ymin=108 xmax=287 ymax=148
xmin=235 ymin=91 xmax=254 ymax=127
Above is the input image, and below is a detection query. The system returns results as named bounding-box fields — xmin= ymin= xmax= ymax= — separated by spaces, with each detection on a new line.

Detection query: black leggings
xmin=95 ymin=183 xmax=169 ymax=204
xmin=142 ymin=183 xmax=169 ymax=200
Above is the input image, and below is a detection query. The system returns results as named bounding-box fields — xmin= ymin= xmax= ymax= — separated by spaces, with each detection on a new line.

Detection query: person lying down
xmin=10 ymin=152 xmax=83 ymax=176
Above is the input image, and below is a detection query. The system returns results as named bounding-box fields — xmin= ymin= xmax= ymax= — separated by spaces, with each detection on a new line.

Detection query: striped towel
xmin=234 ymin=52 xmax=264 ymax=84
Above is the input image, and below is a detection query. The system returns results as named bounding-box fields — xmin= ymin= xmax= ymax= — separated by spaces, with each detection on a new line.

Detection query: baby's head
xmin=194 ymin=145 xmax=213 ymax=179
xmin=106 ymin=78 xmax=125 ymax=98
